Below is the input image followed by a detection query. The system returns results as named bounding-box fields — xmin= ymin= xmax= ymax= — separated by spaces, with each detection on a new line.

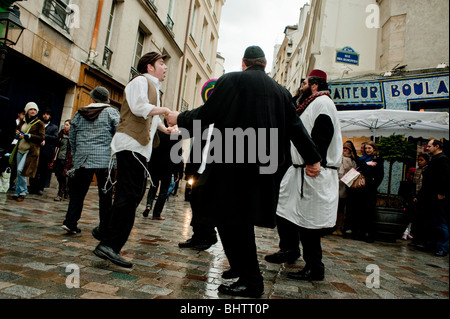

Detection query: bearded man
xmin=265 ymin=70 xmax=343 ymax=281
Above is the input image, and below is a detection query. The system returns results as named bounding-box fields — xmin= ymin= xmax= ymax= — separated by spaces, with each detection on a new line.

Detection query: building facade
xmin=0 ymin=0 xmax=225 ymax=138
xmin=271 ymin=0 xmax=449 ymax=194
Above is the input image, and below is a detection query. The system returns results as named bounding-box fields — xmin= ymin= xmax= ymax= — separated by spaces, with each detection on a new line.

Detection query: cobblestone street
xmin=0 ymin=183 xmax=448 ymax=314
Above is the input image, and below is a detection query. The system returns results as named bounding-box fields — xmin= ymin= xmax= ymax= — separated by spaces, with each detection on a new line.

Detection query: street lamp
xmin=0 ymin=5 xmax=25 ymax=77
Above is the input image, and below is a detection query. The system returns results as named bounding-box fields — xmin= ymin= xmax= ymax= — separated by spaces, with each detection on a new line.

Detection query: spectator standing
xmin=53 ymin=120 xmax=73 ymax=201
xmin=61 ymin=87 xmax=120 ymax=234
xmin=408 ymin=153 xmax=430 ymax=247
xmin=29 ymin=110 xmax=59 ymax=195
xmin=334 ymin=142 xmax=357 ymax=236
xmin=10 ymin=102 xmax=45 ymax=202
xmin=352 ymin=141 xmax=384 ymax=242
xmin=142 ymin=130 xmax=179 ymax=220
xmin=419 ymin=140 xmax=449 ymax=257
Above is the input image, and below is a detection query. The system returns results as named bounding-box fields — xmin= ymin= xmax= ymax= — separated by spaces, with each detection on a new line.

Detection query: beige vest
xmin=117 ymin=76 xmax=160 ymax=146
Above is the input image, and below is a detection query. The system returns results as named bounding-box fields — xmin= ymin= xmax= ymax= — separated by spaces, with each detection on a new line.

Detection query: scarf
xmin=296 ymin=91 xmax=331 ymax=116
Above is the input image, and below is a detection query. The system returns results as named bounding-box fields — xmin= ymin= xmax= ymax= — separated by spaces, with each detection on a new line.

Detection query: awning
xmin=338 ymin=109 xmax=449 ymax=139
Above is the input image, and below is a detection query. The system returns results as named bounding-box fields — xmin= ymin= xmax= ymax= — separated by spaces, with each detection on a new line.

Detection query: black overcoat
xmin=178 ymin=66 xmax=321 ymax=228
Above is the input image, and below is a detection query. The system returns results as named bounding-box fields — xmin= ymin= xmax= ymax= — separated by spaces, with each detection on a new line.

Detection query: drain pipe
xmin=88 ymin=0 xmax=104 ymax=64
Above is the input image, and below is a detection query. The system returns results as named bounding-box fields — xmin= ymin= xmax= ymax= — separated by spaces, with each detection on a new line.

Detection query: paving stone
xmin=0 ymin=185 xmax=448 ymax=302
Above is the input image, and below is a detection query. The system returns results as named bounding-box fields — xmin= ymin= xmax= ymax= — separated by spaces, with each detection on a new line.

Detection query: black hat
xmin=90 ymin=86 xmax=110 ymax=103
xmin=243 ymin=46 xmax=265 ymax=59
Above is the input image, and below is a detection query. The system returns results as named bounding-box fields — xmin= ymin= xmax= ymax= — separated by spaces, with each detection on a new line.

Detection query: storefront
xmin=329 ymin=70 xmax=449 ymax=194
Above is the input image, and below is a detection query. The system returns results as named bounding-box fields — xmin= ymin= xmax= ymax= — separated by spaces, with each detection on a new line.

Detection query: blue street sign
xmin=336 ymin=46 xmax=360 ymax=65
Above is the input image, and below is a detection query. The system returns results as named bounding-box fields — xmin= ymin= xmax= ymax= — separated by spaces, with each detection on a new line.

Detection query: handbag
xmin=0 ymin=167 xmax=11 ymax=193
xmin=48 ymin=146 xmax=59 ymax=172
xmin=350 ymin=173 xmax=366 ymax=189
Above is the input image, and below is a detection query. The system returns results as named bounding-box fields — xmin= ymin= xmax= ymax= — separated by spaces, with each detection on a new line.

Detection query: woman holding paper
xmin=335 ymin=143 xmax=357 ymax=235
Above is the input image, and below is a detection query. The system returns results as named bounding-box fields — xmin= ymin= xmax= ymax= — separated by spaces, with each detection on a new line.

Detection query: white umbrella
xmin=338 ymin=109 xmax=449 ymax=139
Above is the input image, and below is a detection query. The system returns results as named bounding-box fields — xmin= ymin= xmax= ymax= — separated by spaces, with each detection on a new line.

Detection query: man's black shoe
xmin=222 ymin=269 xmax=239 ymax=279
xmin=92 ymin=226 xmax=102 ymax=241
xmin=264 ymin=249 xmax=300 ymax=264
xmin=178 ymin=238 xmax=217 ymax=250
xmin=218 ymin=281 xmax=264 ymax=298
xmin=287 ymin=268 xmax=324 ymax=281
xmin=193 ymin=239 xmax=218 ymax=251
xmin=93 ymin=244 xmax=133 ymax=268
xmin=142 ymin=206 xmax=151 ymax=218
xmin=178 ymin=238 xmax=198 ymax=248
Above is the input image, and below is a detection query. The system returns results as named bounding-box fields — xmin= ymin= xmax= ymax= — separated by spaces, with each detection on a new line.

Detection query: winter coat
xmin=177 ymin=65 xmax=321 ymax=228
xmin=17 ymin=118 xmax=45 ymax=178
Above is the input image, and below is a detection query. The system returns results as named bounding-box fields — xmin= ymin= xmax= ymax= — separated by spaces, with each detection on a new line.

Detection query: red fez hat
xmin=308 ymin=69 xmax=327 ymax=81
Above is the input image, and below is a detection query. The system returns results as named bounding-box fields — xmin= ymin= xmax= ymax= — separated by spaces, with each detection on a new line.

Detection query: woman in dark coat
xmin=353 ymin=141 xmax=384 ymax=242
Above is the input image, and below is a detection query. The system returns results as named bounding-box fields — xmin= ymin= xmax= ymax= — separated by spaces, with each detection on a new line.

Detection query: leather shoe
xmin=142 ymin=206 xmax=151 ymax=217
xmin=218 ymin=281 xmax=264 ymax=298
xmin=222 ymin=269 xmax=239 ymax=279
xmin=178 ymin=238 xmax=198 ymax=248
xmin=435 ymin=250 xmax=448 ymax=257
xmin=193 ymin=239 xmax=217 ymax=251
xmin=93 ymin=244 xmax=132 ymax=268
xmin=92 ymin=226 xmax=102 ymax=241
xmin=287 ymin=268 xmax=324 ymax=281
xmin=264 ymin=249 xmax=300 ymax=264
xmin=152 ymin=216 xmax=165 ymax=220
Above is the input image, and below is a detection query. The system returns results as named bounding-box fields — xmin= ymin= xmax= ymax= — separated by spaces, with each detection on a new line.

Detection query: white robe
xmin=277 ymin=95 xmax=343 ymax=229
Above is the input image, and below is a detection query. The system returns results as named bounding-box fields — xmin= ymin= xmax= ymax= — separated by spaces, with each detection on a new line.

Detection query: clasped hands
xmin=163 ymin=109 xmax=321 ymax=178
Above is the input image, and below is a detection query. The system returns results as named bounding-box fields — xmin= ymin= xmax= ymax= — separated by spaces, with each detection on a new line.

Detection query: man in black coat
xmin=420 ymin=139 xmax=449 ymax=257
xmin=29 ymin=110 xmax=59 ymax=194
xmin=167 ymin=46 xmax=321 ymax=298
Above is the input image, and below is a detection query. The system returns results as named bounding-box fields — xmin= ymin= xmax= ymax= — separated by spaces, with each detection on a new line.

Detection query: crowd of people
xmin=1 ymin=45 xmax=448 ymax=298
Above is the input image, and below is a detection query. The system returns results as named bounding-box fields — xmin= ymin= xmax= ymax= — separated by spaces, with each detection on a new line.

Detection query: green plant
xmin=377 ymin=134 xmax=416 ymax=206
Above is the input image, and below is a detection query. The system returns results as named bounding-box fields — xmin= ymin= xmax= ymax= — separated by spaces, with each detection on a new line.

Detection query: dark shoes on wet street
xmin=264 ymin=249 xmax=301 ymax=264
xmin=93 ymin=244 xmax=133 ymax=268
xmin=287 ymin=268 xmax=324 ymax=281
xmin=218 ymin=280 xmax=264 ymax=298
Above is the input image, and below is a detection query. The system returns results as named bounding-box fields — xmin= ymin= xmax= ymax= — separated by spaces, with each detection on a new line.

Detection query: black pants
xmin=276 ymin=215 xmax=301 ymax=251
xmin=277 ymin=216 xmax=324 ymax=275
xmin=29 ymin=154 xmax=51 ymax=192
xmin=217 ymin=223 xmax=263 ymax=289
xmin=63 ymin=167 xmax=113 ymax=230
xmin=146 ymin=171 xmax=171 ymax=218
xmin=189 ymin=180 xmax=217 ymax=243
xmin=101 ymin=151 xmax=147 ymax=253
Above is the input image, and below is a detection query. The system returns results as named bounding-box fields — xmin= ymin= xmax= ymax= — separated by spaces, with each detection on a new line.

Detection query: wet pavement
xmin=0 ymin=182 xmax=448 ymax=312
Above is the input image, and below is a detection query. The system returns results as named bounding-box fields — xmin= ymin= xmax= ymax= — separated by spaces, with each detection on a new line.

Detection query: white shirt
xmin=111 ymin=74 xmax=162 ymax=161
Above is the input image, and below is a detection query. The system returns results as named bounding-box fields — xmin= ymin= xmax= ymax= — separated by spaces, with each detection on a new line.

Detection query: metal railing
xmin=166 ymin=14 xmax=174 ymax=31
xmin=129 ymin=66 xmax=139 ymax=81
xmin=180 ymin=99 xmax=189 ymax=112
xmin=42 ymin=0 xmax=73 ymax=31
xmin=102 ymin=46 xmax=113 ymax=70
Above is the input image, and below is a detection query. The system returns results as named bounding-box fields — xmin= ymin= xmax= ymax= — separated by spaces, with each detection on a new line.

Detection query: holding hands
xmin=166 ymin=111 xmax=179 ymax=127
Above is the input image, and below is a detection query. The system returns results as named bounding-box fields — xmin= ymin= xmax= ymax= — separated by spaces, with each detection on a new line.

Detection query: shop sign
xmin=329 ymin=72 xmax=449 ymax=110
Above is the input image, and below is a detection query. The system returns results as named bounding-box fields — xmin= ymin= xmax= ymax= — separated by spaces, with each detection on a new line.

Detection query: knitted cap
xmin=25 ymin=102 xmax=39 ymax=113
xmin=308 ymin=69 xmax=327 ymax=81
xmin=243 ymin=46 xmax=265 ymax=59
xmin=90 ymin=86 xmax=110 ymax=103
